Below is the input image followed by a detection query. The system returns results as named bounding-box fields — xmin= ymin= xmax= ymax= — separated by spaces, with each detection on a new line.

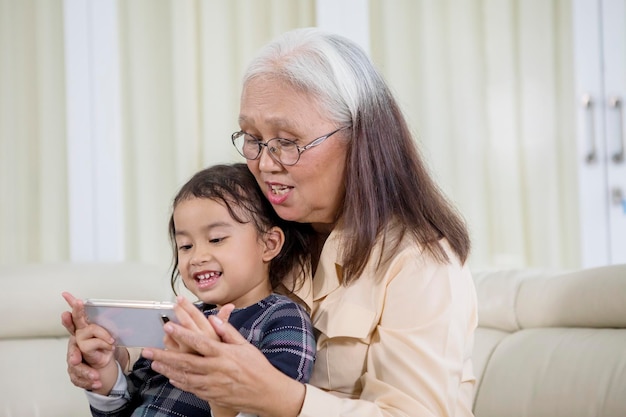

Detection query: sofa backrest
xmin=0 ymin=262 xmax=173 ymax=417
xmin=472 ymin=265 xmax=626 ymax=417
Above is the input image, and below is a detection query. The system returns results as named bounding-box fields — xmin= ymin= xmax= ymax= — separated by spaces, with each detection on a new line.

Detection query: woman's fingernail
xmin=142 ymin=349 xmax=154 ymax=359
xmin=164 ymin=323 xmax=174 ymax=333
xmin=212 ymin=316 xmax=223 ymax=325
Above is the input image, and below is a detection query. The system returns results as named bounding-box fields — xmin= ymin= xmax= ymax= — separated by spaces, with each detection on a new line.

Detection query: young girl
xmin=65 ymin=163 xmax=316 ymax=417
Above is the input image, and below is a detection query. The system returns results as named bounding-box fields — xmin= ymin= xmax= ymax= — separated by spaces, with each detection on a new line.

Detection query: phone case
xmin=84 ymin=299 xmax=178 ymax=348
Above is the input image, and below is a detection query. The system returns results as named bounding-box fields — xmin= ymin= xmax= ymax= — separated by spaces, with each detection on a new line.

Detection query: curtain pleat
xmin=0 ymin=0 xmax=68 ymax=264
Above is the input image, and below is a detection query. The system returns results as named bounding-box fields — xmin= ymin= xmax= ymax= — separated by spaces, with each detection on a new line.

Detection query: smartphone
xmin=84 ymin=299 xmax=178 ymax=348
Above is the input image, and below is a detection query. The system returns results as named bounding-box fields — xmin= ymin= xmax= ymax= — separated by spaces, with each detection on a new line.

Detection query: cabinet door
xmin=603 ymin=0 xmax=626 ymax=263
xmin=574 ymin=0 xmax=610 ymax=266
xmin=573 ymin=0 xmax=626 ymax=266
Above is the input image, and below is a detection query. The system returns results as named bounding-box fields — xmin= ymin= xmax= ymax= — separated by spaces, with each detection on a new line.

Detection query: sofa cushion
xmin=474 ymin=264 xmax=626 ymax=331
xmin=473 ymin=268 xmax=559 ymax=332
xmin=472 ymin=327 xmax=508 ymax=386
xmin=517 ymin=264 xmax=626 ymax=328
xmin=474 ymin=327 xmax=626 ymax=417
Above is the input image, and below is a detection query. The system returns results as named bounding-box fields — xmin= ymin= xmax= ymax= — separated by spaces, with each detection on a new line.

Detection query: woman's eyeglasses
xmin=231 ymin=126 xmax=348 ymax=166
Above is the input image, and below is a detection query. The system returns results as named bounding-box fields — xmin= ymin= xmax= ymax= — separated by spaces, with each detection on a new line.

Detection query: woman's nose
xmin=258 ymin=144 xmax=282 ymax=171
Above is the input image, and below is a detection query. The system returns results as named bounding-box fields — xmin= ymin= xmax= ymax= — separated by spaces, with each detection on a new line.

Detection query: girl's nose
xmin=190 ymin=246 xmax=212 ymax=265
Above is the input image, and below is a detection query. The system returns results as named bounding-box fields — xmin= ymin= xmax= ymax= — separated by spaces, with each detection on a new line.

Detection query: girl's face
xmin=173 ymin=197 xmax=282 ymax=308
xmin=239 ymin=77 xmax=349 ymax=232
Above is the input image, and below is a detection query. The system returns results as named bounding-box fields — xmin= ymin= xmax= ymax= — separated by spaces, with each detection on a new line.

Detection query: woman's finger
xmin=209 ymin=314 xmax=246 ymax=345
xmin=66 ymin=336 xmax=103 ymax=390
xmin=143 ymin=348 xmax=208 ymax=384
xmin=61 ymin=310 xmax=77 ymax=335
xmin=66 ymin=335 xmax=83 ymax=366
xmin=216 ymin=303 xmax=234 ymax=323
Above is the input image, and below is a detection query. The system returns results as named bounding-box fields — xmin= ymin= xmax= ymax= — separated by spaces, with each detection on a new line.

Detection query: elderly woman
xmin=65 ymin=27 xmax=477 ymax=417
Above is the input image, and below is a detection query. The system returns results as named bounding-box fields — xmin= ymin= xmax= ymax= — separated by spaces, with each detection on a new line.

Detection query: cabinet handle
xmin=581 ymin=94 xmax=596 ymax=163
xmin=609 ymin=96 xmax=624 ymax=164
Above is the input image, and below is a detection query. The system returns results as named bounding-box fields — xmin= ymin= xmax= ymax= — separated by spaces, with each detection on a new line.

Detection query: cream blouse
xmin=293 ymin=228 xmax=478 ymax=417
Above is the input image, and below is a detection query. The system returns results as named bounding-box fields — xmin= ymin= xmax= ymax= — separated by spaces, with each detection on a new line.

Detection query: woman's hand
xmin=142 ymin=299 xmax=306 ymax=417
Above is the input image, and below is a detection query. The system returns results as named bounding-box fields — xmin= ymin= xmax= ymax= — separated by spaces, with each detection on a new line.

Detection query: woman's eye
xmin=276 ymin=138 xmax=298 ymax=149
xmin=244 ymin=134 xmax=260 ymax=145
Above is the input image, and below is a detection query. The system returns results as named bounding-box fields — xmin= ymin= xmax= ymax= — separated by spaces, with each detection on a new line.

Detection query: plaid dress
xmin=90 ymin=294 xmax=316 ymax=417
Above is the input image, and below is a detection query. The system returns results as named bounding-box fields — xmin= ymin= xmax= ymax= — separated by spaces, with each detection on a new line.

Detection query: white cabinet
xmin=574 ymin=0 xmax=626 ymax=266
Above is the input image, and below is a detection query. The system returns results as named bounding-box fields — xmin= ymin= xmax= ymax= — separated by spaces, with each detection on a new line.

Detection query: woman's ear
xmin=262 ymin=226 xmax=285 ymax=262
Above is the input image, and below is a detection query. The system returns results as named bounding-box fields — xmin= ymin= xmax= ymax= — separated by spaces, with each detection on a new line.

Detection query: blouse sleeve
xmin=299 ymin=248 xmax=477 ymax=417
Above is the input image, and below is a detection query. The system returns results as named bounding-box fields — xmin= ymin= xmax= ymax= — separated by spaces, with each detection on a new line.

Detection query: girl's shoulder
xmin=262 ymin=293 xmax=308 ymax=314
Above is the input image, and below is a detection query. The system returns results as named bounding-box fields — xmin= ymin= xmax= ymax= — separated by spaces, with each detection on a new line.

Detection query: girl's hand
xmin=74 ymin=323 xmax=116 ymax=369
xmin=163 ymin=296 xmax=234 ymax=353
xmin=62 ymin=291 xmax=124 ymax=392
xmin=61 ymin=292 xmax=102 ymax=389
xmin=62 ymin=292 xmax=115 ymax=369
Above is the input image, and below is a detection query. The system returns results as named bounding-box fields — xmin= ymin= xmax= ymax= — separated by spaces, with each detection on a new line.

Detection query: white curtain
xmin=370 ymin=0 xmax=579 ymax=270
xmin=0 ymin=0 xmax=69 ymax=263
xmin=0 ymin=0 xmax=580 ymax=270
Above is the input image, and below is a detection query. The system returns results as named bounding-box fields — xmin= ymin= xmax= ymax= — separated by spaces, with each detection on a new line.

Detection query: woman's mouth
xmin=269 ymin=183 xmax=291 ymax=195
xmin=266 ymin=183 xmax=292 ymax=205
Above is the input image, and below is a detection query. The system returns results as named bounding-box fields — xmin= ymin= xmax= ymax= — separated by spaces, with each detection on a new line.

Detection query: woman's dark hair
xmin=244 ymin=28 xmax=470 ymax=284
xmin=168 ymin=163 xmax=313 ymax=294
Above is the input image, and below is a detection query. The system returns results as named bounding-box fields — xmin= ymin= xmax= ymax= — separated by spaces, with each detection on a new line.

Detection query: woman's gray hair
xmin=243 ymin=27 xmax=471 ymax=283
xmin=242 ymin=27 xmax=387 ymax=128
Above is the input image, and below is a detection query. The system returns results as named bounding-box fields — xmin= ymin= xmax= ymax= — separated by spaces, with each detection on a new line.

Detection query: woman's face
xmin=239 ymin=77 xmax=349 ymax=231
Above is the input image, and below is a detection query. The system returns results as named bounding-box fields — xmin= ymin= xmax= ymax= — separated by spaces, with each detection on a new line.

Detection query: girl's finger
xmin=62 ymin=292 xmax=90 ymax=329
xmin=175 ymin=296 xmax=217 ymax=335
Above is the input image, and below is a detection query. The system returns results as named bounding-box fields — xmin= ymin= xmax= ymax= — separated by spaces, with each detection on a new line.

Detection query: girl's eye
xmin=178 ymin=244 xmax=192 ymax=251
xmin=209 ymin=237 xmax=226 ymax=244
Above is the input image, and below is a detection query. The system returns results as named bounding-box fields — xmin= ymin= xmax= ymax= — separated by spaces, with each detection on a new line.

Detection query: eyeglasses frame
xmin=231 ymin=126 xmax=349 ymax=166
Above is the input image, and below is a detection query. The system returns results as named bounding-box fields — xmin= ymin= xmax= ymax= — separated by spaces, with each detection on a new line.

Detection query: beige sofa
xmin=472 ymin=265 xmax=626 ymax=417
xmin=0 ymin=262 xmax=173 ymax=417
xmin=1 ymin=262 xmax=625 ymax=417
